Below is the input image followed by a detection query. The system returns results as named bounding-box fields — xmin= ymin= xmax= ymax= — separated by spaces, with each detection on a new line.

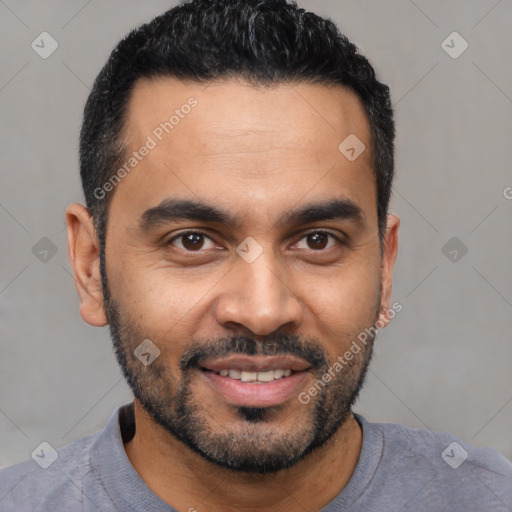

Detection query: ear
xmin=378 ymin=214 xmax=400 ymax=327
xmin=65 ymin=203 xmax=108 ymax=327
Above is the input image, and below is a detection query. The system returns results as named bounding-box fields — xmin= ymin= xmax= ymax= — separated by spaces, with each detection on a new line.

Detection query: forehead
xmin=110 ymin=76 xmax=376 ymax=229
xmin=124 ymin=76 xmax=372 ymax=154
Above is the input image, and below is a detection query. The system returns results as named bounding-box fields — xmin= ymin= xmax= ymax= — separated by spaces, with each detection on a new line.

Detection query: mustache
xmin=180 ymin=334 xmax=328 ymax=372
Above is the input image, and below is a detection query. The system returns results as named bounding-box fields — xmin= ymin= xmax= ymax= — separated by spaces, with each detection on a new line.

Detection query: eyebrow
xmin=138 ymin=197 xmax=365 ymax=232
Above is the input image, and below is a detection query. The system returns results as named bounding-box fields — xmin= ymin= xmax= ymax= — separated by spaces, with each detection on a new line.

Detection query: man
xmin=1 ymin=0 xmax=511 ymax=510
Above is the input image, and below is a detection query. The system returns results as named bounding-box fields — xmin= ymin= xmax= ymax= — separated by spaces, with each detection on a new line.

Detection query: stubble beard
xmin=101 ymin=265 xmax=378 ymax=473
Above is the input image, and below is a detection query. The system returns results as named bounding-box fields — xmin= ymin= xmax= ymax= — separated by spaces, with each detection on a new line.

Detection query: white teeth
xmin=274 ymin=369 xmax=285 ymax=379
xmin=256 ymin=371 xmax=275 ymax=382
xmin=218 ymin=369 xmax=293 ymax=381
xmin=228 ymin=369 xmax=241 ymax=379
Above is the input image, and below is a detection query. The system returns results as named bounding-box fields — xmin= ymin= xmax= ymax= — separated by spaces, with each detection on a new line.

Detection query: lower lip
xmin=200 ymin=370 xmax=309 ymax=407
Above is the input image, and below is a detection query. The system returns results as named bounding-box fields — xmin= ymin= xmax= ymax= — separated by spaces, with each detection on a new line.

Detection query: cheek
xmin=303 ymin=257 xmax=382 ymax=346
xmin=340 ymin=269 xmax=381 ymax=317
xmin=313 ymin=254 xmax=381 ymax=305
xmin=108 ymin=259 xmax=220 ymax=347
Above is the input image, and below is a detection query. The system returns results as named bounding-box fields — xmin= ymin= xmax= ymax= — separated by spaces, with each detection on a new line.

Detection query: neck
xmin=124 ymin=401 xmax=363 ymax=512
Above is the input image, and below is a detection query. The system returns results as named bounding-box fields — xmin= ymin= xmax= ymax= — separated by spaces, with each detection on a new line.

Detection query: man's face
xmin=99 ymin=77 xmax=396 ymax=472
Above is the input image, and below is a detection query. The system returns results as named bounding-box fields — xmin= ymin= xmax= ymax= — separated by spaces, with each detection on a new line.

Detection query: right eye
xmin=166 ymin=231 xmax=219 ymax=252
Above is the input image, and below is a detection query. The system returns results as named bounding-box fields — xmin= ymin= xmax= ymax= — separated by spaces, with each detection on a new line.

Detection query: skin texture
xmin=66 ymin=77 xmax=399 ymax=512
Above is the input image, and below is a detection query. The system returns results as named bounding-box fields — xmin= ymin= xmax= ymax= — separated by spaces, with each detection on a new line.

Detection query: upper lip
xmin=200 ymin=355 xmax=311 ymax=373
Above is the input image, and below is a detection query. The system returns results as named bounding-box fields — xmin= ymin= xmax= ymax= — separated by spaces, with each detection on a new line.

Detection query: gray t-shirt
xmin=1 ymin=402 xmax=511 ymax=511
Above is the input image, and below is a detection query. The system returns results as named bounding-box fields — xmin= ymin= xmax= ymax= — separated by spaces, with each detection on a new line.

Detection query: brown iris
xmin=182 ymin=233 xmax=205 ymax=251
xmin=307 ymin=232 xmax=329 ymax=250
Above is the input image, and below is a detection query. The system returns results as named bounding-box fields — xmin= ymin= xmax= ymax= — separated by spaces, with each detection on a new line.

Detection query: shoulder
xmin=373 ymin=417 xmax=512 ymax=475
xmin=0 ymin=431 xmax=101 ymax=511
xmin=356 ymin=414 xmax=512 ymax=509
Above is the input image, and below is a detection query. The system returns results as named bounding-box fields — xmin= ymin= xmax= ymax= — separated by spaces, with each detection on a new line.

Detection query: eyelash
xmin=166 ymin=230 xmax=344 ymax=252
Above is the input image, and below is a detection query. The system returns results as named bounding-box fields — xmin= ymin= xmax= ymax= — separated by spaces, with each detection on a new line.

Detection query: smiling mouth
xmin=201 ymin=368 xmax=294 ymax=382
xmin=198 ymin=355 xmax=311 ymax=407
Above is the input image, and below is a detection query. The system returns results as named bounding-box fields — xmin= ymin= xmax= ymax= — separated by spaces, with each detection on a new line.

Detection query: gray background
xmin=1 ymin=0 xmax=511 ymax=468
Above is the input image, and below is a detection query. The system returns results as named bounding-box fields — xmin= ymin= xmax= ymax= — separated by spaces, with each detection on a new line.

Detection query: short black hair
xmin=79 ymin=0 xmax=395 ymax=253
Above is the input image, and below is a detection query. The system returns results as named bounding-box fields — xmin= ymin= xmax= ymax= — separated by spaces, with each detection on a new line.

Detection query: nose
xmin=214 ymin=251 xmax=304 ymax=336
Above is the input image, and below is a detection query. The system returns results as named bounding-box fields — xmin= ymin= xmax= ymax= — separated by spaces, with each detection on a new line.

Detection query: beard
xmin=101 ymin=263 xmax=379 ymax=474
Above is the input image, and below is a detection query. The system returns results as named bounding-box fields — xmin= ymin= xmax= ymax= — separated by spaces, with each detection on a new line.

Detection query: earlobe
xmin=65 ymin=203 xmax=108 ymax=327
xmin=379 ymin=214 xmax=400 ymax=326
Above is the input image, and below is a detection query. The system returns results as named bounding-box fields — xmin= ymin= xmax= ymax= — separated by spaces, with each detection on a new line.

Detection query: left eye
xmin=295 ymin=232 xmax=339 ymax=251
